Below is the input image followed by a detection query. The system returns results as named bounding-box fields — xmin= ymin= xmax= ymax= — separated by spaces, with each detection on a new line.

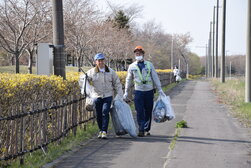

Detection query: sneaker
xmin=98 ymin=131 xmax=102 ymax=139
xmin=145 ymin=131 xmax=150 ymax=136
xmin=101 ymin=131 xmax=107 ymax=139
xmin=137 ymin=131 xmax=144 ymax=137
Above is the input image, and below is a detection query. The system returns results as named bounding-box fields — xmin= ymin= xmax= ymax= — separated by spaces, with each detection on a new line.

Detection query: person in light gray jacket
xmin=123 ymin=46 xmax=165 ymax=137
xmin=86 ymin=53 xmax=123 ymax=139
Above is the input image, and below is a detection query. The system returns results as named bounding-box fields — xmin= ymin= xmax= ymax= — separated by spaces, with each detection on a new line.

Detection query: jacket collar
xmin=95 ymin=65 xmax=110 ymax=73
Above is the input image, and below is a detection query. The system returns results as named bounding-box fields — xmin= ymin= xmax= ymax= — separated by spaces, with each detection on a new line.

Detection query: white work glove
xmin=158 ymin=89 xmax=166 ymax=97
xmin=123 ymin=92 xmax=128 ymax=101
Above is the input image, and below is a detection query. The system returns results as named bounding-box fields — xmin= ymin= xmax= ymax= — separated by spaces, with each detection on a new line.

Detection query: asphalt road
xmin=167 ymin=80 xmax=251 ymax=168
xmin=44 ymin=80 xmax=251 ymax=168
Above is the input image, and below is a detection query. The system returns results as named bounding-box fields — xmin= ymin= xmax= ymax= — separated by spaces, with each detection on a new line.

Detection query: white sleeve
xmin=150 ymin=62 xmax=162 ymax=91
xmin=125 ymin=65 xmax=133 ymax=94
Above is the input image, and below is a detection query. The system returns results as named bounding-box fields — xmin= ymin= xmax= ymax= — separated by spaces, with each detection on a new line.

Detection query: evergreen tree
xmin=113 ymin=10 xmax=130 ymax=29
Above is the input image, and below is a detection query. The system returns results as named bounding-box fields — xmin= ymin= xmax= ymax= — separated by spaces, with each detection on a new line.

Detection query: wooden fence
xmin=0 ymin=72 xmax=180 ymax=165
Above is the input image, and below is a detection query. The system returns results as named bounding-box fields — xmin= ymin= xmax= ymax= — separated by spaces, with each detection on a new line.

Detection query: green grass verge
xmin=0 ymin=65 xmax=91 ymax=74
xmin=169 ymin=128 xmax=181 ymax=151
xmin=169 ymin=120 xmax=188 ymax=151
xmin=1 ymin=123 xmax=99 ymax=168
xmin=211 ymin=78 xmax=251 ymax=127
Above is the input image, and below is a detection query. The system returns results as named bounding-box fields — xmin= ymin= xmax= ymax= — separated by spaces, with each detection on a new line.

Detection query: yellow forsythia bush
xmin=0 ymin=73 xmax=79 ymax=116
xmin=0 ymin=69 xmax=171 ymax=116
xmin=156 ymin=69 xmax=173 ymax=73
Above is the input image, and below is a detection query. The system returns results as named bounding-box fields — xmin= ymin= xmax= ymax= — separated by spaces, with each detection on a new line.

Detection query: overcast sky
xmin=97 ymin=0 xmax=247 ymax=56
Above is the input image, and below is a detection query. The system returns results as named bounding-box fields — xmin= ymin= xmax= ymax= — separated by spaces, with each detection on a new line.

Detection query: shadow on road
xmin=177 ymin=136 xmax=251 ymax=144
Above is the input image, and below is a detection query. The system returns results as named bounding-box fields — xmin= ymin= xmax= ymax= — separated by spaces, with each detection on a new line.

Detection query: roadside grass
xmin=2 ymin=123 xmax=99 ymax=168
xmin=0 ymin=65 xmax=31 ymax=73
xmin=169 ymin=120 xmax=188 ymax=151
xmin=188 ymin=74 xmax=202 ymax=80
xmin=169 ymin=128 xmax=181 ymax=151
xmin=211 ymin=77 xmax=251 ymax=127
xmin=175 ymin=120 xmax=188 ymax=128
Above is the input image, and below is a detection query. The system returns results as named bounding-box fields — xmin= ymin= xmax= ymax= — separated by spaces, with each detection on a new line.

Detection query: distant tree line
xmin=200 ymin=55 xmax=245 ymax=76
xmin=0 ymin=0 xmax=202 ymax=74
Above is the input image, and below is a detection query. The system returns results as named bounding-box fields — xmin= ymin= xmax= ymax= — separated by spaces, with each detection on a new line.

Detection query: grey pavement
xmin=43 ymin=80 xmax=251 ymax=168
xmin=167 ymin=80 xmax=251 ymax=168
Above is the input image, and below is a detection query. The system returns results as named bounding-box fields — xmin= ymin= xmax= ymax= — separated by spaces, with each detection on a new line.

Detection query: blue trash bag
xmin=111 ymin=105 xmax=128 ymax=136
xmin=111 ymin=98 xmax=137 ymax=138
xmin=153 ymin=94 xmax=175 ymax=123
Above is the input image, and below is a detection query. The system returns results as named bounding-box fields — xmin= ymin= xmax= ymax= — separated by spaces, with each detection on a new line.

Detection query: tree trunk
xmin=28 ymin=50 xmax=33 ymax=74
xmin=78 ymin=57 xmax=81 ymax=72
xmin=15 ymin=53 xmax=20 ymax=73
xmin=72 ymin=56 xmax=75 ymax=66
xmin=11 ymin=55 xmax=15 ymax=66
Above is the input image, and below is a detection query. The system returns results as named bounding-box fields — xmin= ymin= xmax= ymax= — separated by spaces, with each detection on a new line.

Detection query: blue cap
xmin=94 ymin=53 xmax=105 ymax=60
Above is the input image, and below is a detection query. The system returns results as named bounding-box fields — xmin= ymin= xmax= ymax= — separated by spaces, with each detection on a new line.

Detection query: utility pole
xmin=178 ymin=59 xmax=181 ymax=71
xmin=208 ymin=30 xmax=212 ymax=78
xmin=212 ymin=6 xmax=216 ymax=78
xmin=52 ymin=0 xmax=66 ymax=79
xmin=195 ymin=45 xmax=208 ymax=77
xmin=221 ymin=0 xmax=226 ymax=83
xmin=186 ymin=63 xmax=189 ymax=79
xmin=246 ymin=0 xmax=251 ymax=102
xmin=229 ymin=61 xmax=232 ymax=79
xmin=171 ymin=34 xmax=174 ymax=69
xmin=208 ymin=39 xmax=211 ymax=78
xmin=209 ymin=22 xmax=213 ymax=77
xmin=215 ymin=0 xmax=219 ymax=78
xmin=205 ymin=44 xmax=208 ymax=77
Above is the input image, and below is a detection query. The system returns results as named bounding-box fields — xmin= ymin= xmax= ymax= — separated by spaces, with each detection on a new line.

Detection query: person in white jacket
xmin=173 ymin=66 xmax=180 ymax=83
xmin=86 ymin=53 xmax=123 ymax=139
xmin=123 ymin=46 xmax=165 ymax=137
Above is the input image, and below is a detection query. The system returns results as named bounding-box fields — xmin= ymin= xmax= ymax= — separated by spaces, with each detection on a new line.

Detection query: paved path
xmin=43 ymin=80 xmax=251 ymax=168
xmin=167 ymin=80 xmax=251 ymax=168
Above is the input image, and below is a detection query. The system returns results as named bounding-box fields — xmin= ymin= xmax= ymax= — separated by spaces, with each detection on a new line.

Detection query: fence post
xmin=79 ymin=95 xmax=83 ymax=129
xmin=72 ymin=94 xmax=77 ymax=136
xmin=63 ymin=99 xmax=68 ymax=135
xmin=42 ymin=101 xmax=48 ymax=152
xmin=19 ymin=105 xmax=25 ymax=165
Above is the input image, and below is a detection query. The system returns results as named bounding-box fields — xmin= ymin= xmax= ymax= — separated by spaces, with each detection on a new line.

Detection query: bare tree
xmin=23 ymin=0 xmax=51 ymax=74
xmin=0 ymin=0 xmax=40 ymax=73
xmin=64 ymin=0 xmax=99 ymax=69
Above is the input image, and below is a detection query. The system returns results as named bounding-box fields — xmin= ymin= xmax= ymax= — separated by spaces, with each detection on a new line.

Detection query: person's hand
xmin=123 ymin=92 xmax=128 ymax=101
xmin=158 ymin=89 xmax=165 ymax=97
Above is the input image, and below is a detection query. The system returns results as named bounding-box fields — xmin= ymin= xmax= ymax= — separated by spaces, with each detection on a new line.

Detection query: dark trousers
xmin=94 ymin=96 xmax=113 ymax=132
xmin=134 ymin=90 xmax=154 ymax=132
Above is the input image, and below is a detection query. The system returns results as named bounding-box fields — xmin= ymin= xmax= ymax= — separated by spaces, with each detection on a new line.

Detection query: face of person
xmin=134 ymin=50 xmax=143 ymax=56
xmin=95 ymin=59 xmax=105 ymax=69
xmin=134 ymin=50 xmax=144 ymax=62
